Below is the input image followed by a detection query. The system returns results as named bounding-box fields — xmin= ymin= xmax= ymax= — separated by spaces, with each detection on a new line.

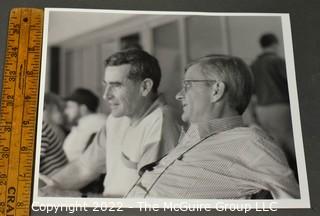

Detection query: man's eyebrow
xmin=109 ymin=81 xmax=122 ymax=85
xmin=103 ymin=81 xmax=122 ymax=85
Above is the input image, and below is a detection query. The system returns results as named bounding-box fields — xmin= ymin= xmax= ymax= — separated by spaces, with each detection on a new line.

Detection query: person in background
xmin=126 ymin=54 xmax=299 ymax=199
xmin=63 ymin=88 xmax=107 ymax=161
xmin=43 ymin=92 xmax=68 ymax=139
xmin=251 ymin=33 xmax=297 ymax=177
xmin=39 ymin=49 xmax=180 ymax=198
xmin=40 ymin=93 xmax=68 ymax=177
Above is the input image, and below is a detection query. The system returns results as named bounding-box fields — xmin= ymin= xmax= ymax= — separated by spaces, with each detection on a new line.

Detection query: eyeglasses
xmin=182 ymin=80 xmax=217 ymax=93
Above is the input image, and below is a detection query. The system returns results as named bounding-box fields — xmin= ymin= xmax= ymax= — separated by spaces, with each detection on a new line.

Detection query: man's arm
xmin=50 ymin=159 xmax=101 ymax=190
xmin=44 ymin=125 xmax=107 ymax=190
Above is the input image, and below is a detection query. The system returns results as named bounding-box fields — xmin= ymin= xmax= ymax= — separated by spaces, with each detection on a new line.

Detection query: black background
xmin=1 ymin=0 xmax=320 ymax=215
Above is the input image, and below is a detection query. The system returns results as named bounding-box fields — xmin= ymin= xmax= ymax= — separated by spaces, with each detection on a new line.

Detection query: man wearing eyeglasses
xmin=126 ymin=55 xmax=299 ymax=199
xmin=39 ymin=49 xmax=180 ymax=197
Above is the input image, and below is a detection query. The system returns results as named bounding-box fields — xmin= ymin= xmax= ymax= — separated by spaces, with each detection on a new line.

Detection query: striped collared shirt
xmin=126 ymin=115 xmax=300 ymax=199
xmin=40 ymin=121 xmax=68 ymax=176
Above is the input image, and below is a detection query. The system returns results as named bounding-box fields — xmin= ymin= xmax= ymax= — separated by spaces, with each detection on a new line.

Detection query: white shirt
xmin=63 ymin=113 xmax=106 ymax=161
xmin=79 ymin=96 xmax=180 ymax=197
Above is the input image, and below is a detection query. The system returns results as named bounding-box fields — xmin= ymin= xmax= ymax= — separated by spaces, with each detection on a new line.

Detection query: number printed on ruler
xmin=0 ymin=8 xmax=43 ymax=216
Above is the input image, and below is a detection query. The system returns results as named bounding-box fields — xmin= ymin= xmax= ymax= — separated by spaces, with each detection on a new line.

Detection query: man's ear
xmin=210 ymin=82 xmax=226 ymax=103
xmin=140 ymin=78 xmax=154 ymax=96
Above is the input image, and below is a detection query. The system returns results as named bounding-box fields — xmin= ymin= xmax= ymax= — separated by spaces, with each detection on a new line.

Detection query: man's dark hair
xmin=65 ymin=88 xmax=99 ymax=112
xmin=105 ymin=49 xmax=161 ymax=93
xmin=259 ymin=33 xmax=279 ymax=48
xmin=186 ymin=54 xmax=253 ymax=115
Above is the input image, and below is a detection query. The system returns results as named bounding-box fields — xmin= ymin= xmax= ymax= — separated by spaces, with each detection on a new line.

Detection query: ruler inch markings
xmin=2 ymin=9 xmax=21 ymax=215
xmin=0 ymin=8 xmax=43 ymax=216
xmin=16 ymin=9 xmax=33 ymax=214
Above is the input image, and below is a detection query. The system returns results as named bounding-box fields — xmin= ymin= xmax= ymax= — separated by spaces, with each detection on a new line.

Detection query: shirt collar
xmin=180 ymin=115 xmax=244 ymax=145
xmin=130 ymin=94 xmax=166 ymax=126
xmin=143 ymin=94 xmax=166 ymax=117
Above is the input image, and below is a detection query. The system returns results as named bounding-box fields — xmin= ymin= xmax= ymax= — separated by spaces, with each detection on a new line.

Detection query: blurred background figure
xmin=63 ymin=88 xmax=106 ymax=162
xmin=251 ymin=33 xmax=297 ymax=177
xmin=63 ymin=88 xmax=107 ymax=195
xmin=43 ymin=92 xmax=68 ymax=138
xmin=40 ymin=92 xmax=68 ymax=176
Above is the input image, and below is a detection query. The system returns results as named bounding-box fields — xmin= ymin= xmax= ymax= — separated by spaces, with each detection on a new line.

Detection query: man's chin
xmin=110 ymin=111 xmax=123 ymax=118
xmin=181 ymin=114 xmax=189 ymax=123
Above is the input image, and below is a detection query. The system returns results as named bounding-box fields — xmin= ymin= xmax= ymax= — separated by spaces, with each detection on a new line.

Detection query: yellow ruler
xmin=0 ymin=8 xmax=43 ymax=216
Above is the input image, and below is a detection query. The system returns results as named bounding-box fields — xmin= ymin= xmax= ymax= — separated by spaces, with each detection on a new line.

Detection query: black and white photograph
xmin=33 ymin=8 xmax=309 ymax=209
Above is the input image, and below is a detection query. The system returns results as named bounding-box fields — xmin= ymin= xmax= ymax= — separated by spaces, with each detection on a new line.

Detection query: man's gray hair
xmin=186 ymin=54 xmax=253 ymax=114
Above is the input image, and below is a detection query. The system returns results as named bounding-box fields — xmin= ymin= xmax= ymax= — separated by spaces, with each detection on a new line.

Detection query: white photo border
xmin=32 ymin=7 xmax=310 ymax=209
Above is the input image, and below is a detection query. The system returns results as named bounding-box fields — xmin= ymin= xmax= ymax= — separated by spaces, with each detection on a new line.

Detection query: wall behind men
xmin=46 ymin=14 xmax=284 ymax=114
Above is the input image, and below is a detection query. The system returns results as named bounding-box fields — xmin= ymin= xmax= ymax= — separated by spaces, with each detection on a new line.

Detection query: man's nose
xmin=102 ymin=85 xmax=113 ymax=100
xmin=175 ymin=89 xmax=185 ymax=101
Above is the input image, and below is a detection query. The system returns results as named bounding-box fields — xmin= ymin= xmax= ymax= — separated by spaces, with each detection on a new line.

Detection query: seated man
xmin=61 ymin=88 xmax=107 ymax=195
xmin=40 ymin=122 xmax=68 ymax=177
xmin=63 ymin=88 xmax=106 ymax=161
xmin=126 ymin=54 xmax=300 ymax=199
xmin=39 ymin=49 xmax=180 ymax=197
xmin=40 ymin=93 xmax=68 ymax=176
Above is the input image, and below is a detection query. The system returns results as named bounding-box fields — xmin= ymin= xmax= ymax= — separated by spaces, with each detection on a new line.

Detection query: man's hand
xmin=38 ymin=174 xmax=82 ymax=197
xmin=39 ymin=185 xmax=82 ymax=197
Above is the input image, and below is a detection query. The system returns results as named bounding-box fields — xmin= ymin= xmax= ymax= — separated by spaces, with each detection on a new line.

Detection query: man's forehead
xmin=104 ymin=64 xmax=131 ymax=81
xmin=184 ymin=63 xmax=220 ymax=80
xmin=184 ymin=64 xmax=206 ymax=80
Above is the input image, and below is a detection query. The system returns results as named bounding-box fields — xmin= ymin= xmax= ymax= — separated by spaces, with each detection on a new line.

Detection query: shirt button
xmin=177 ymin=155 xmax=183 ymax=160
